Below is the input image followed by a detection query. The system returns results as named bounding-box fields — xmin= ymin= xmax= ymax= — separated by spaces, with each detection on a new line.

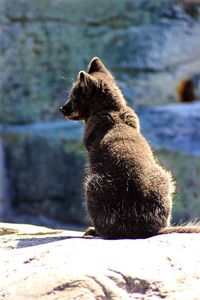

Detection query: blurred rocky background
xmin=0 ymin=0 xmax=200 ymax=228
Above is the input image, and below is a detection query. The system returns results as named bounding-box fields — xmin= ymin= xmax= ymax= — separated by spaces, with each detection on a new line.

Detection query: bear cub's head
xmin=60 ymin=57 xmax=125 ymax=122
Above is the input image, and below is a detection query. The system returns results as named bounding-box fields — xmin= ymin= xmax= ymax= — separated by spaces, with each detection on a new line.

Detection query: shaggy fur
xmin=60 ymin=57 xmax=200 ymax=238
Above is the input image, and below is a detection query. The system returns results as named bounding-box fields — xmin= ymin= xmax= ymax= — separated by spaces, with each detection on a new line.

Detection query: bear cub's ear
xmin=88 ymin=57 xmax=109 ymax=74
xmin=78 ymin=71 xmax=97 ymax=88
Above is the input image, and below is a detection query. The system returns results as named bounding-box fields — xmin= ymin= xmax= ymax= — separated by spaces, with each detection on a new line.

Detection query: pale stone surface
xmin=0 ymin=222 xmax=200 ymax=299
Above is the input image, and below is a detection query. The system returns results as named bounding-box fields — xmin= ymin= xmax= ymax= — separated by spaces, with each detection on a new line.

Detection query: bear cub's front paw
xmin=83 ymin=226 xmax=98 ymax=237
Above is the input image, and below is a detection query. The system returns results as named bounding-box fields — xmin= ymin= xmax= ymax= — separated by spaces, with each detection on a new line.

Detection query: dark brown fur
xmin=60 ymin=57 xmax=200 ymax=238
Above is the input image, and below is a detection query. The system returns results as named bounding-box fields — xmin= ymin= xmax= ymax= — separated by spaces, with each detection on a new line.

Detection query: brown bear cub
xmin=60 ymin=57 xmax=200 ymax=238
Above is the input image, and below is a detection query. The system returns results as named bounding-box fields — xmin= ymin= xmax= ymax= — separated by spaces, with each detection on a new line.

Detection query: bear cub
xmin=60 ymin=57 xmax=199 ymax=238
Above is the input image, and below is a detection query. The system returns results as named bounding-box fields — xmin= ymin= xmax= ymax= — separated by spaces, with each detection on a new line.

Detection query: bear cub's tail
xmin=158 ymin=222 xmax=200 ymax=234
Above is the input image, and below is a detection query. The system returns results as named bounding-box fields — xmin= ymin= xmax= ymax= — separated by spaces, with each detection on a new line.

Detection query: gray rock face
xmin=139 ymin=101 xmax=200 ymax=156
xmin=1 ymin=0 xmax=200 ymax=225
xmin=1 ymin=223 xmax=200 ymax=299
xmin=1 ymin=103 xmax=200 ymax=225
xmin=0 ymin=137 xmax=11 ymax=215
xmin=1 ymin=0 xmax=200 ymax=124
xmin=1 ymin=121 xmax=87 ymax=224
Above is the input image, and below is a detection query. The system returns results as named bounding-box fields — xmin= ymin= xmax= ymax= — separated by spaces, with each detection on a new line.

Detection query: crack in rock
xmin=108 ymin=269 xmax=150 ymax=294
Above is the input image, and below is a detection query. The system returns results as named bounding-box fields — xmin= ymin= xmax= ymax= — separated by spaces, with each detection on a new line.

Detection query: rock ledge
xmin=1 ymin=222 xmax=200 ymax=299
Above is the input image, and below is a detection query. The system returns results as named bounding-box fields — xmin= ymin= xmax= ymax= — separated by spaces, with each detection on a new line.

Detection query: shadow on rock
xmin=16 ymin=235 xmax=97 ymax=249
